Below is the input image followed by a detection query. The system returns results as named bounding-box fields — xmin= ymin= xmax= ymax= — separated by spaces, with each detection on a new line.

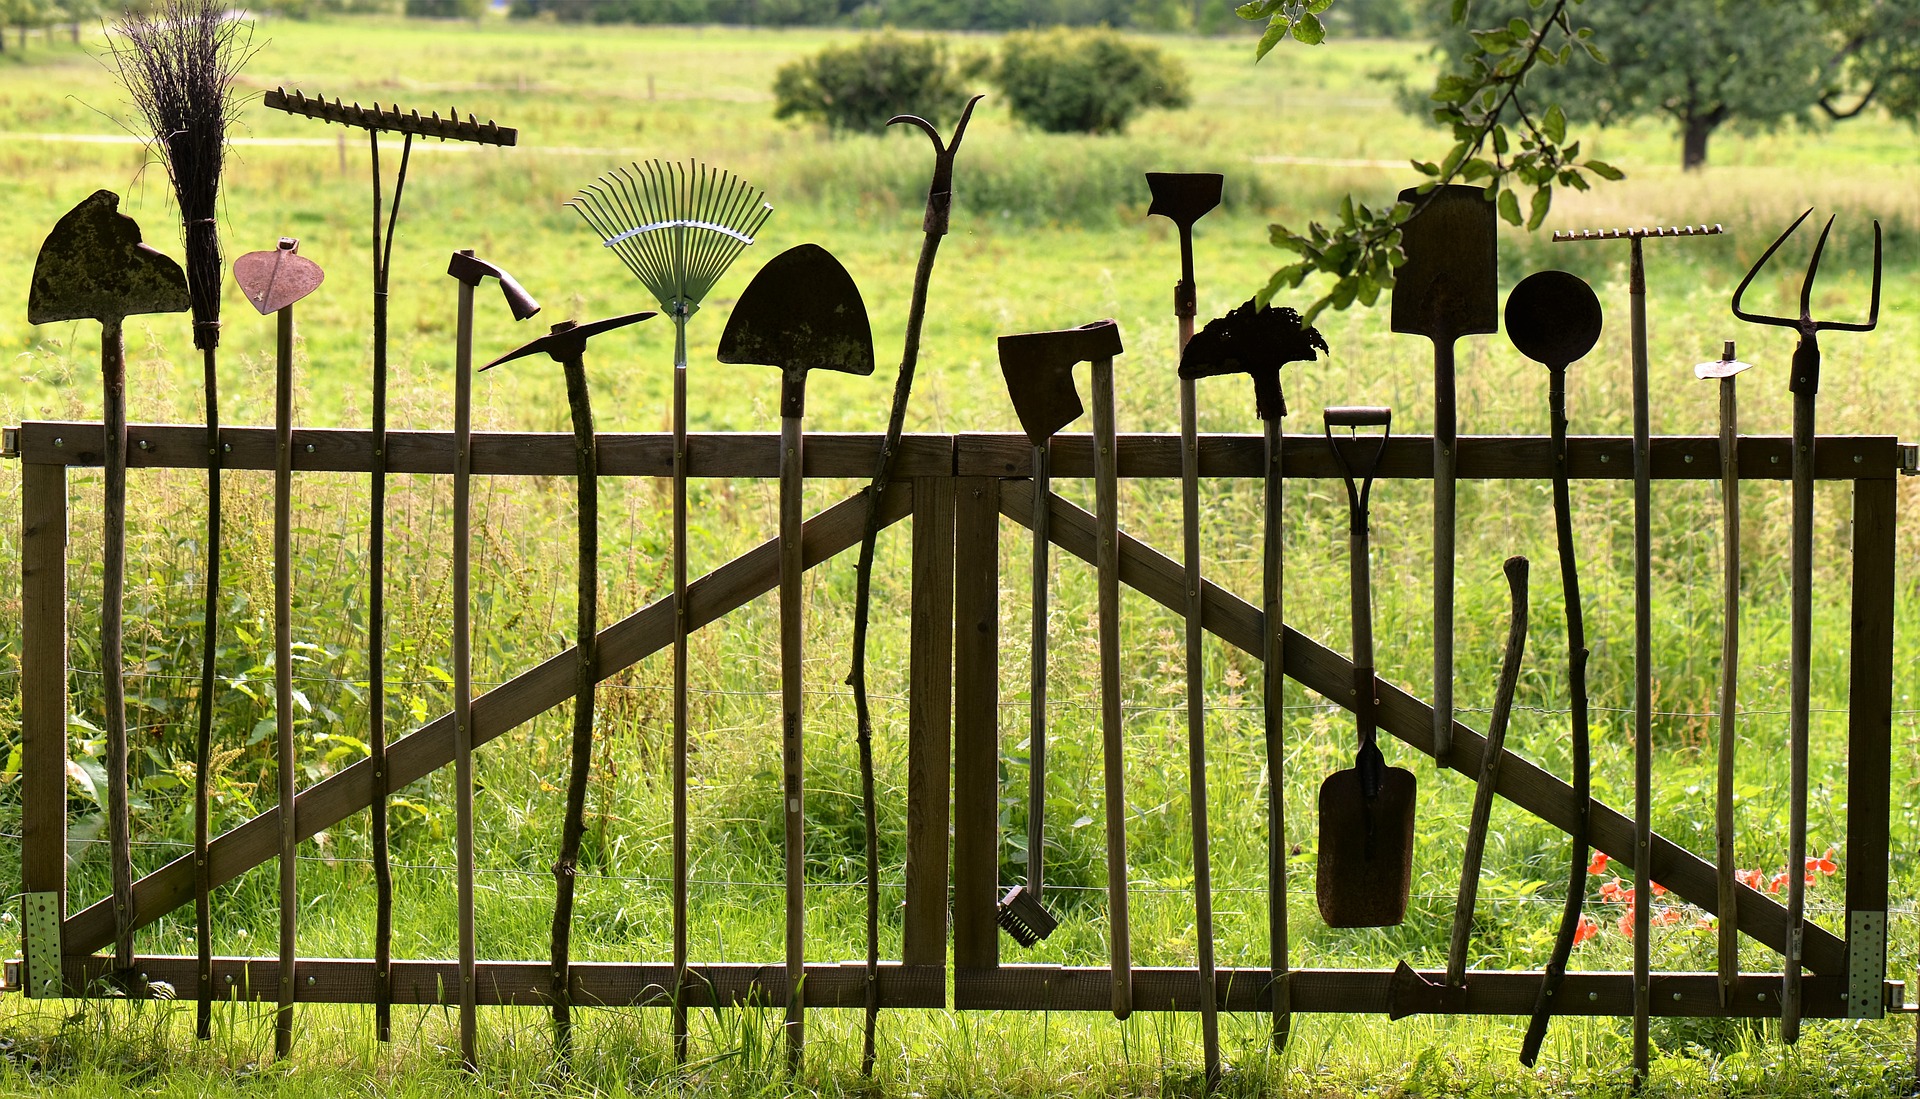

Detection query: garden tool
xmin=719 ymin=243 xmax=876 ymax=1073
xmin=1180 ymin=299 xmax=1326 ymax=1050
xmin=846 ymin=98 xmax=979 ymax=1074
xmin=28 ymin=190 xmax=189 ymax=977
xmin=234 ymin=237 xmax=325 ymax=1058
xmin=1390 ymin=183 xmax=1497 ymax=771
xmin=1732 ymin=209 xmax=1882 ymax=1044
xmin=1502 ymin=270 xmax=1604 ymax=1066
xmin=568 ymin=161 xmax=769 ymax=1065
xmin=1318 ymin=405 xmax=1415 ymax=930
xmin=1695 ymin=339 xmax=1752 ymax=1011
xmin=483 ymin=309 xmax=656 ymax=1059
xmin=1387 ymin=556 xmax=1528 ymax=1019
xmin=997 ymin=319 xmax=1129 ymax=1018
xmin=1147 ymin=168 xmax=1225 ymax=1087
xmin=266 ymin=87 xmax=517 ymax=1040
xmin=1555 ymin=221 xmax=1721 ymax=1078
xmin=108 ymin=8 xmax=247 ymax=1037
xmin=444 ymin=249 xmax=539 ymax=1069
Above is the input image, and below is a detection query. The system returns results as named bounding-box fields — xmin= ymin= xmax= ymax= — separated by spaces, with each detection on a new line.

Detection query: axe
xmin=719 ymin=243 xmax=876 ymax=1071
xmin=1179 ymin=299 xmax=1326 ymax=1050
xmin=998 ymin=319 xmax=1130 ymax=1019
xmin=485 ymin=310 xmax=655 ymax=1056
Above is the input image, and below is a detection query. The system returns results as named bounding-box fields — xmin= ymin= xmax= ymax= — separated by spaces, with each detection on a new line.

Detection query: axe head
xmin=482 ymin=311 xmax=656 ymax=371
xmin=1179 ymin=299 xmax=1328 ymax=421
xmin=997 ymin=319 xmax=1124 ymax=446
xmin=29 ymin=190 xmax=188 ymax=326
xmin=719 ymin=244 xmax=875 ymax=377
xmin=1145 ymin=172 xmax=1223 ymax=229
xmin=234 ymin=238 xmax=325 ymax=316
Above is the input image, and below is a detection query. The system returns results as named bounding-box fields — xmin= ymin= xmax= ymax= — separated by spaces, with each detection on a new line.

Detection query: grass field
xmin=1 ymin=13 xmax=1918 ymax=1097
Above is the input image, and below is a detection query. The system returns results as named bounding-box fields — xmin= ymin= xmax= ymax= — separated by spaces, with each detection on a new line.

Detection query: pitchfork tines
xmin=1731 ymin=208 xmax=1882 ymax=392
xmin=567 ymin=160 xmax=772 ymax=317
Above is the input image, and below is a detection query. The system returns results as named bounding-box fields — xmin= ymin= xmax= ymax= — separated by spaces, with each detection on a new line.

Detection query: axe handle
xmin=1028 ymin=444 xmax=1050 ymax=899
xmin=780 ymin=412 xmax=807 ymax=1070
xmin=1091 ymin=355 xmax=1131 ymax=1021
xmin=275 ymin=301 xmax=301 ymax=1059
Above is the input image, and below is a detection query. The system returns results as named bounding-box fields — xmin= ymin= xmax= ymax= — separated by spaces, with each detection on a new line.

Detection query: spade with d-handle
xmin=1731 ymin=209 xmax=1881 ymax=1044
xmin=233 ymin=237 xmax=326 ymax=1057
xmin=1502 ymin=269 xmax=1604 ymax=1065
xmin=1390 ymin=184 xmax=1497 ymax=771
xmin=1146 ymin=168 xmax=1224 ymax=1087
xmin=1318 ymin=406 xmax=1416 ymax=930
xmin=484 ymin=309 xmax=655 ymax=1060
xmin=28 ymin=190 xmax=189 ymax=976
xmin=1179 ymin=300 xmax=1326 ymax=1049
xmin=445 ymin=251 xmax=539 ymax=1069
xmin=998 ymin=320 xmax=1130 ymax=1018
xmin=719 ymin=243 xmax=876 ymax=1073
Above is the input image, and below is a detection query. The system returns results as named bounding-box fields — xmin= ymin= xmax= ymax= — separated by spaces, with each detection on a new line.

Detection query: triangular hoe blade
xmin=29 ymin=190 xmax=188 ymax=325
xmin=234 ymin=239 xmax=325 ymax=316
xmin=718 ymin=243 xmax=875 ymax=377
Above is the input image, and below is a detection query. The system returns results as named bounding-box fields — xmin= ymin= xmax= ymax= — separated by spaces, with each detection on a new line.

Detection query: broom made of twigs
xmin=107 ymin=0 xmax=252 ymax=1044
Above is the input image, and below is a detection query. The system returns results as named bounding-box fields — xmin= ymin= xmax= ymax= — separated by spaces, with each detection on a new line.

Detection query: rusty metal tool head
xmin=889 ymin=95 xmax=984 ymax=237
xmin=264 ymin=87 xmax=516 ymax=145
xmin=717 ymin=243 xmax=876 ymax=413
xmin=448 ymin=251 xmax=539 ymax=321
xmin=1145 ymin=172 xmax=1223 ymax=324
xmin=997 ymin=320 xmax=1125 ymax=445
xmin=234 ymin=238 xmax=324 ymax=317
xmin=1731 ymin=208 xmax=1881 ymax=394
xmin=30 ymin=190 xmax=189 ymax=327
xmin=483 ymin=311 xmax=656 ymax=373
xmin=1179 ymin=299 xmax=1327 ymax=421
xmin=1695 ymin=339 xmax=1753 ymax=382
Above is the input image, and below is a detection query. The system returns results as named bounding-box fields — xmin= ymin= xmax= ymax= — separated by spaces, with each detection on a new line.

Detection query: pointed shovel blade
xmin=718 ymin=243 xmax=875 ymax=378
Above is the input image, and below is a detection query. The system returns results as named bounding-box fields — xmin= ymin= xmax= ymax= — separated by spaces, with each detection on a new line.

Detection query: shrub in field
xmin=772 ymin=32 xmax=980 ymax=135
xmin=992 ymin=27 xmax=1190 ymax=135
xmin=404 ymin=0 xmax=484 ymax=17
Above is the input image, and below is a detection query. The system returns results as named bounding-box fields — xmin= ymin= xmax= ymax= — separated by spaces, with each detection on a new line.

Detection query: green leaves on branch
xmin=1238 ymin=0 xmax=1335 ymax=57
xmin=1245 ymin=0 xmax=1627 ymax=323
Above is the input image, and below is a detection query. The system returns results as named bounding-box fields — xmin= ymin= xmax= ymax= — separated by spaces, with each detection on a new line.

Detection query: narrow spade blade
xmin=29 ymin=190 xmax=188 ymax=325
xmin=1315 ymin=767 xmax=1417 ymax=929
xmin=1390 ymin=184 xmax=1498 ymax=343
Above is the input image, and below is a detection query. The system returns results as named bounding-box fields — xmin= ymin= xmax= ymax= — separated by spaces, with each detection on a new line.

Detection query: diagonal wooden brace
xmin=64 ymin=485 xmax=913 ymax=957
xmin=995 ymin=479 xmax=1847 ymax=975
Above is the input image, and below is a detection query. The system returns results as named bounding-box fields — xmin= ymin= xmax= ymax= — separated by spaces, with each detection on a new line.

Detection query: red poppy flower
xmin=1618 ymin=910 xmax=1635 ymax=938
xmin=1574 ymin=915 xmax=1599 ymax=945
xmin=1649 ymin=881 xmax=1668 ymax=897
xmin=1588 ymin=851 xmax=1609 ymax=875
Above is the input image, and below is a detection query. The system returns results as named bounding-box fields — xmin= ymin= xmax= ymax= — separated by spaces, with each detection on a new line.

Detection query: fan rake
xmin=566 ymin=158 xmax=770 ymax=1065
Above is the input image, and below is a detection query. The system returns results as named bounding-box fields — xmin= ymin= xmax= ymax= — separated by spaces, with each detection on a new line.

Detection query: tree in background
xmin=993 ymin=27 xmax=1190 ymax=133
xmin=772 ymin=32 xmax=980 ymax=133
xmin=1419 ymin=0 xmax=1920 ymax=170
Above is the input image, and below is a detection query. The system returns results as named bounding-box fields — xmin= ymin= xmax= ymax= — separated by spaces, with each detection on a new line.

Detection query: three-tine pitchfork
xmin=1730 ymin=209 xmax=1881 ymax=1045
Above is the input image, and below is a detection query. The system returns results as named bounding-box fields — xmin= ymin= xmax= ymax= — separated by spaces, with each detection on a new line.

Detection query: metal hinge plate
xmin=1848 ymin=909 xmax=1887 ymax=1019
xmin=22 ymin=892 xmax=60 ymax=999
xmin=1 ymin=426 xmax=18 ymax=460
xmin=1898 ymin=443 xmax=1918 ymax=475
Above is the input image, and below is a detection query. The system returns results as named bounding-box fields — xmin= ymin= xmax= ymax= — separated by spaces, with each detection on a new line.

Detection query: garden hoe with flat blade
xmin=484 ymin=309 xmax=656 ymax=1063
xmin=233 ymin=237 xmax=325 ymax=1058
xmin=29 ymin=190 xmax=189 ymax=979
xmin=1179 ymin=299 xmax=1326 ymax=1051
xmin=997 ymin=320 xmax=1129 ymax=1019
xmin=718 ymin=243 xmax=876 ymax=1074
xmin=1390 ymin=184 xmax=1497 ymax=771
xmin=1318 ymin=406 xmax=1415 ymax=930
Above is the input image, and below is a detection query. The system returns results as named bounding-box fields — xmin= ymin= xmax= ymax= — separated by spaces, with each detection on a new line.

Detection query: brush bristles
xmin=567 ymin=159 xmax=772 ymax=314
xmin=108 ymin=0 xmax=254 ymax=351
xmin=996 ymin=885 xmax=1058 ymax=948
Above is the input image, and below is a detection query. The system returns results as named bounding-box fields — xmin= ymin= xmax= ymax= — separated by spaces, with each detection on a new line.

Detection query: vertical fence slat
xmin=904 ymin=476 xmax=955 ymax=970
xmin=21 ymin=460 xmax=69 ymax=966
xmin=1845 ymin=475 xmax=1894 ymax=1017
xmin=952 ymin=475 xmax=1000 ymax=971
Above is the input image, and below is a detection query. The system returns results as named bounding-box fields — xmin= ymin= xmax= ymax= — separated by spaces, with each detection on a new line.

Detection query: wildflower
xmin=1769 ymin=871 xmax=1790 ymax=895
xmin=1588 ymin=851 xmax=1609 ymax=875
xmin=1649 ymin=881 xmax=1668 ymax=897
xmin=1599 ymin=879 xmax=1634 ymax=905
xmin=1808 ymin=848 xmax=1838 ymax=876
xmin=1735 ymin=868 xmax=1766 ymax=891
xmin=1574 ymin=915 xmax=1599 ymax=945
xmin=1618 ymin=910 xmax=1635 ymax=938
xmin=1652 ymin=906 xmax=1684 ymax=927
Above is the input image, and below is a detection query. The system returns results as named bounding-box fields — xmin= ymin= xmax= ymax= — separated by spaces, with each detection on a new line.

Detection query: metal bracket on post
xmin=23 ymin=892 xmax=61 ymax=999
xmin=1897 ymin=443 xmax=1917 ymax=475
xmin=2 ymin=426 xmax=19 ymax=459
xmin=1848 ymin=909 xmax=1887 ymax=1019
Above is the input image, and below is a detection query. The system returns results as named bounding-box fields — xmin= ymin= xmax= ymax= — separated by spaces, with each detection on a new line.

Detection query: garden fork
xmin=1730 ymin=208 xmax=1881 ymax=1045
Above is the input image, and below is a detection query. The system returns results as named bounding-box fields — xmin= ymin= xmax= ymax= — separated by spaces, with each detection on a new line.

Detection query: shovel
xmin=29 ymin=190 xmax=189 ymax=974
xmin=1387 ymin=555 xmax=1528 ymax=1018
xmin=719 ymin=243 xmax=876 ymax=1072
xmin=1390 ymin=184 xmax=1497 ymax=771
xmin=1318 ymin=406 xmax=1415 ymax=929
xmin=233 ymin=237 xmax=325 ymax=1057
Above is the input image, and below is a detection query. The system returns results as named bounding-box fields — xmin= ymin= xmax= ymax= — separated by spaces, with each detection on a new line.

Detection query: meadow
xmin=0 ymin=13 xmax=1918 ymax=1097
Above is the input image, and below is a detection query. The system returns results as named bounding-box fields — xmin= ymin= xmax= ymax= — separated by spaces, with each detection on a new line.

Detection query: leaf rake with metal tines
xmin=566 ymin=158 xmax=769 ymax=1065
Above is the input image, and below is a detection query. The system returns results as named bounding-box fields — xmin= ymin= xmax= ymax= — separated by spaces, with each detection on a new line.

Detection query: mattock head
xmin=1178 ymin=299 xmax=1328 ymax=422
xmin=482 ymin=311 xmax=656 ymax=371
xmin=997 ymin=319 xmax=1124 ymax=446
xmin=447 ymin=250 xmax=541 ymax=321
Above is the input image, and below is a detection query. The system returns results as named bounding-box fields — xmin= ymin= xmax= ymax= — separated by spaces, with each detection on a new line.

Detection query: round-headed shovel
xmin=1501 ymin=270 xmax=1604 ymax=1066
xmin=719 ymin=243 xmax=876 ymax=1073
xmin=1318 ymin=406 xmax=1416 ymax=930
xmin=28 ymin=191 xmax=189 ymax=977
xmin=233 ymin=237 xmax=325 ymax=1058
xmin=1179 ymin=300 xmax=1326 ymax=1050
xmin=484 ymin=309 xmax=657 ymax=1061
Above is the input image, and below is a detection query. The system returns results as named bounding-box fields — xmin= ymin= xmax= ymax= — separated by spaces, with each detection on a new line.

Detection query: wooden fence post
xmin=904 ymin=475 xmax=955 ymax=969
xmin=1845 ymin=474 xmax=1895 ymax=1018
xmin=21 ymin=459 xmax=69 ymax=996
xmin=951 ymin=475 xmax=1000 ymax=972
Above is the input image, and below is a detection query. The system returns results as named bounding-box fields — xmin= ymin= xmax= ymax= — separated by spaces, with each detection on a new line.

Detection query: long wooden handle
xmin=670 ymin=320 xmax=692 ymax=1065
xmin=1432 ymin=339 xmax=1457 ymax=768
xmin=1715 ymin=376 xmax=1741 ymax=1009
xmin=1091 ymin=355 xmax=1131 ymax=1020
xmin=1629 ymin=239 xmax=1651 ymax=1079
xmin=1783 ymin=383 xmax=1815 ymax=1043
xmin=275 ymin=303 xmax=300 ymax=1059
xmin=1028 ymin=444 xmax=1049 ymax=897
xmin=451 ymin=276 xmax=477 ymax=1069
xmin=102 ymin=318 xmax=132 ymax=973
xmin=1179 ymin=376 xmax=1219 ymax=1082
xmin=1262 ymin=415 xmax=1290 ymax=1050
xmin=780 ymin=410 xmax=807 ymax=1071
